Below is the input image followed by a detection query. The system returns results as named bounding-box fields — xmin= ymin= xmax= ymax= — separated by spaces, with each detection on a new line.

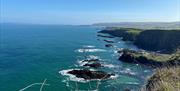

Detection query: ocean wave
xmin=119 ymin=68 xmax=137 ymax=76
xmin=103 ymin=64 xmax=117 ymax=68
xmin=59 ymin=69 xmax=87 ymax=82
xmin=76 ymin=49 xmax=106 ymax=53
xmin=88 ymin=55 xmax=100 ymax=59
xmin=83 ymin=45 xmax=95 ymax=48
xmin=78 ymin=60 xmax=89 ymax=66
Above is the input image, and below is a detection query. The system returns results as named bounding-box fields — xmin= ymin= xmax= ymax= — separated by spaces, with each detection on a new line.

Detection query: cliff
xmin=99 ymin=28 xmax=180 ymax=53
xmin=134 ymin=30 xmax=180 ymax=53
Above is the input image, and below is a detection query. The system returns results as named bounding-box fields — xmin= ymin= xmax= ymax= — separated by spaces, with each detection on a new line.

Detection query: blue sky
xmin=1 ymin=0 xmax=180 ymax=24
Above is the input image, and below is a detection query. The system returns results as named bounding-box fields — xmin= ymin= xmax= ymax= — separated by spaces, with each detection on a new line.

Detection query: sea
xmin=0 ymin=23 xmax=153 ymax=91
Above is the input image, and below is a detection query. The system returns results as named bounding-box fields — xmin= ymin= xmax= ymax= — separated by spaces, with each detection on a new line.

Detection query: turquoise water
xmin=0 ymin=24 xmax=152 ymax=91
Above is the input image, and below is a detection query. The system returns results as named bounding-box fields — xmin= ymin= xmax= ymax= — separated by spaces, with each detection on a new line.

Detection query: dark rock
xmin=82 ymin=59 xmax=100 ymax=63
xmin=104 ymin=39 xmax=114 ymax=43
xmin=67 ymin=69 xmax=113 ymax=80
xmin=83 ymin=62 xmax=102 ymax=68
xmin=119 ymin=49 xmax=163 ymax=67
xmin=105 ymin=44 xmax=113 ymax=47
xmin=118 ymin=49 xmax=180 ymax=67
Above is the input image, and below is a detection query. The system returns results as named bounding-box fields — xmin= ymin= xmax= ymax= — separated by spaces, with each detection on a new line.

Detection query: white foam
xmin=110 ymin=74 xmax=119 ymax=79
xmin=124 ymin=82 xmax=139 ymax=85
xmin=76 ymin=49 xmax=106 ymax=53
xmin=78 ymin=60 xmax=89 ymax=66
xmin=103 ymin=64 xmax=116 ymax=68
xmin=119 ymin=68 xmax=137 ymax=76
xmin=83 ymin=45 xmax=95 ymax=48
xmin=59 ymin=69 xmax=86 ymax=82
xmin=88 ymin=55 xmax=99 ymax=59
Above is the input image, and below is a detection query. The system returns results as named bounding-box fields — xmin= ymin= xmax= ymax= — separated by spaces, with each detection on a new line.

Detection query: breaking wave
xmin=76 ymin=49 xmax=106 ymax=53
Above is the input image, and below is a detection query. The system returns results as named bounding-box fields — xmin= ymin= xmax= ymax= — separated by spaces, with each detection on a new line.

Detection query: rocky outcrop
xmin=67 ymin=69 xmax=114 ymax=80
xmin=118 ymin=49 xmax=180 ymax=67
xmin=83 ymin=62 xmax=102 ymax=68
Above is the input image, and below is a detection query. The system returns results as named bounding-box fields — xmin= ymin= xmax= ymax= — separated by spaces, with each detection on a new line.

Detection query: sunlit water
xmin=0 ymin=24 xmax=152 ymax=91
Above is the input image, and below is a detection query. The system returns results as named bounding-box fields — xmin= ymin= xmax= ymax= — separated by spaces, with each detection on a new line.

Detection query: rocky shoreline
xmin=98 ymin=27 xmax=180 ymax=91
xmin=118 ymin=49 xmax=180 ymax=67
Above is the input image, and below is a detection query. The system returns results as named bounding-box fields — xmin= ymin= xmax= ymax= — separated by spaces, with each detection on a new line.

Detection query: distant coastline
xmin=93 ymin=22 xmax=180 ymax=30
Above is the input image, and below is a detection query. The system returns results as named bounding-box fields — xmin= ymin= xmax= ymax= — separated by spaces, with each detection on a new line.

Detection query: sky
xmin=0 ymin=0 xmax=180 ymax=25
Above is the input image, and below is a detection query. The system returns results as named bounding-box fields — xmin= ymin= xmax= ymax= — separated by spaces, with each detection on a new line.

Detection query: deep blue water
xmin=0 ymin=24 xmax=152 ymax=91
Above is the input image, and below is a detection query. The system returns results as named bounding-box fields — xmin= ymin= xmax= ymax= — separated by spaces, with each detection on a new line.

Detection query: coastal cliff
xmin=135 ymin=30 xmax=180 ymax=53
xmin=99 ymin=28 xmax=180 ymax=53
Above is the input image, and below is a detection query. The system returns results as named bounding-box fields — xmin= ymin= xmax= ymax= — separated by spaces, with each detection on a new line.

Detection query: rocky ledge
xmin=67 ymin=69 xmax=114 ymax=80
xmin=118 ymin=49 xmax=180 ymax=67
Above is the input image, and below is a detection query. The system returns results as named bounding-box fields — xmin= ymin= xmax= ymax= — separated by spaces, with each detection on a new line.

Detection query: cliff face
xmin=99 ymin=28 xmax=180 ymax=53
xmin=134 ymin=30 xmax=180 ymax=53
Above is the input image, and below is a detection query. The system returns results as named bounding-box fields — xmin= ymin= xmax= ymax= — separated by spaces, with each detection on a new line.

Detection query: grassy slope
xmin=142 ymin=66 xmax=180 ymax=91
xmin=132 ymin=51 xmax=180 ymax=62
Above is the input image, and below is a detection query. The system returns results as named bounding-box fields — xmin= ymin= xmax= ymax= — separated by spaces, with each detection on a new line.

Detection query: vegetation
xmin=98 ymin=27 xmax=142 ymax=41
xmin=142 ymin=66 xmax=180 ymax=91
xmin=119 ymin=49 xmax=180 ymax=67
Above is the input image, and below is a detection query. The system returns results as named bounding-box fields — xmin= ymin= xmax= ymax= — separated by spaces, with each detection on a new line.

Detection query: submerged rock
xmin=105 ymin=44 xmax=114 ymax=47
xmin=67 ymin=69 xmax=114 ymax=80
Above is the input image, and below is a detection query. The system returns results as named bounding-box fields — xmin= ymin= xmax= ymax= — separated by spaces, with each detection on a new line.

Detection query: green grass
xmin=125 ymin=29 xmax=142 ymax=35
xmin=129 ymin=50 xmax=180 ymax=62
